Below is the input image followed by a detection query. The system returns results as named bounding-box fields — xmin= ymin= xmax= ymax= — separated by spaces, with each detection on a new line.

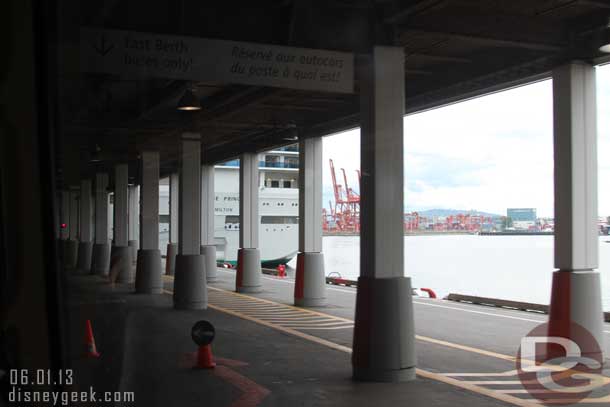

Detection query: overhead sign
xmin=80 ymin=28 xmax=354 ymax=94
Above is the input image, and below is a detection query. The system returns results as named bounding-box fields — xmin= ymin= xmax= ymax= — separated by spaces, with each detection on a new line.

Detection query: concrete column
xmin=236 ymin=153 xmax=261 ymax=293
xmin=128 ymin=185 xmax=140 ymax=264
xmin=134 ymin=151 xmax=162 ymax=294
xmin=549 ymin=62 xmax=605 ymax=361
xmin=352 ymin=46 xmax=415 ymax=382
xmin=166 ymin=172 xmax=179 ymax=275
xmin=114 ymin=164 xmax=129 ymax=247
xmin=63 ymin=187 xmax=80 ymax=269
xmin=174 ymin=134 xmax=207 ymax=309
xmin=60 ymin=190 xmax=72 ymax=267
xmin=294 ymin=137 xmax=326 ymax=306
xmin=112 ymin=163 xmax=132 ymax=283
xmin=68 ymin=187 xmax=79 ymax=240
xmin=60 ymin=190 xmax=70 ymax=240
xmin=201 ymin=164 xmax=218 ymax=282
xmin=76 ymin=179 xmax=94 ymax=273
xmin=91 ymin=173 xmax=110 ymax=274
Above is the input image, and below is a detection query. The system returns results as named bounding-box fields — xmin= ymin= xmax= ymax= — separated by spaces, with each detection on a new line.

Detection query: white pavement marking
xmin=412 ymin=302 xmax=546 ymax=324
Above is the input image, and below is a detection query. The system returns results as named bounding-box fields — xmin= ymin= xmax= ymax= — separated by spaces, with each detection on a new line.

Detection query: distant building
xmin=507 ymin=208 xmax=537 ymax=230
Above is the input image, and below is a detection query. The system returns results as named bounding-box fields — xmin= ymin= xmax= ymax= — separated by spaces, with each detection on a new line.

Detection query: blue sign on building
xmin=507 ymin=208 xmax=536 ymax=222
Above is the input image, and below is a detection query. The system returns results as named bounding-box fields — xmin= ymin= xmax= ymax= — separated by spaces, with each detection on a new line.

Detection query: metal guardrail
xmin=325 ymin=276 xmax=358 ymax=287
xmin=262 ymin=268 xmax=280 ymax=276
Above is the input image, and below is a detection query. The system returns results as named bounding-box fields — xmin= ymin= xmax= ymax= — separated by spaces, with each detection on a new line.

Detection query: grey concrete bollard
xmin=76 ymin=241 xmax=94 ymax=274
xmin=352 ymin=276 xmax=416 ymax=382
xmin=113 ymin=246 xmax=132 ymax=284
xmin=294 ymin=252 xmax=327 ymax=307
xmin=165 ymin=243 xmax=178 ymax=275
xmin=173 ymin=254 xmax=207 ymax=309
xmin=235 ymin=248 xmax=262 ymax=293
xmin=135 ymin=249 xmax=163 ymax=294
xmin=63 ymin=239 xmax=79 ymax=270
xmin=91 ymin=243 xmax=110 ymax=275
xmin=128 ymin=240 xmax=138 ymax=265
xmin=200 ymin=245 xmax=218 ymax=282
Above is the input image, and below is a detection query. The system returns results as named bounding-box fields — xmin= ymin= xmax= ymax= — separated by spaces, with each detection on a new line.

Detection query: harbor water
xmin=295 ymin=235 xmax=610 ymax=311
xmin=160 ymin=228 xmax=610 ymax=311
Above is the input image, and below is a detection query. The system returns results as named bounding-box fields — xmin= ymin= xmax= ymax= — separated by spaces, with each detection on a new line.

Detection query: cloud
xmin=323 ymin=66 xmax=610 ymax=218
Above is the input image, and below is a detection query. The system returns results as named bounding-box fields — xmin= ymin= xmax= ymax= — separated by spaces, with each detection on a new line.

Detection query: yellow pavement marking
xmin=415 ymin=335 xmax=516 ymax=363
xmin=442 ymin=370 xmax=520 ymax=377
xmin=162 ymin=286 xmax=539 ymax=407
xmin=207 ymin=286 xmax=355 ymax=323
xmin=231 ymin=310 xmax=306 ymax=315
xmin=194 ymin=274 xmax=610 ymax=405
xmin=263 ymin=316 xmax=334 ymax=321
xmin=274 ymin=318 xmax=345 ymax=324
xmin=414 ymin=370 xmax=539 ymax=407
xmin=496 ymin=390 xmax=556 ymax=394
xmin=467 ymin=380 xmax=523 ymax=385
xmin=170 ymin=274 xmax=518 ymax=362
xmin=280 ymin=321 xmax=354 ymax=327
xmin=285 ymin=326 xmax=353 ymax=330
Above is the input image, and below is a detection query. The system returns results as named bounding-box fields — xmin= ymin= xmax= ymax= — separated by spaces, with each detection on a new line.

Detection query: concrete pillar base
xmin=352 ymin=276 xmax=416 ymax=382
xmin=201 ymin=245 xmax=218 ymax=282
xmin=112 ymin=246 xmax=132 ymax=284
xmin=91 ymin=243 xmax=110 ymax=275
xmin=128 ymin=240 xmax=138 ymax=265
xmin=76 ymin=241 xmax=93 ymax=274
xmin=174 ymin=254 xmax=207 ymax=309
xmin=135 ymin=249 xmax=162 ymax=294
xmin=166 ymin=243 xmax=178 ymax=275
xmin=353 ymin=365 xmax=416 ymax=383
xmin=63 ymin=239 xmax=79 ymax=270
xmin=236 ymin=248 xmax=262 ymax=293
xmin=294 ymin=252 xmax=327 ymax=307
xmin=548 ymin=270 xmax=605 ymax=360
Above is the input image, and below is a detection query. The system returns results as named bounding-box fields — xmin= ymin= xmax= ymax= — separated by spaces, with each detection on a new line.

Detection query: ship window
xmin=270 ymin=180 xmax=280 ymax=188
xmin=265 ymin=155 xmax=280 ymax=167
xmin=283 ymin=181 xmax=291 ymax=188
xmin=261 ymin=216 xmax=298 ymax=224
xmin=225 ymin=216 xmax=239 ymax=224
xmin=285 ymin=157 xmax=298 ymax=168
xmin=225 ymin=216 xmax=240 ymax=229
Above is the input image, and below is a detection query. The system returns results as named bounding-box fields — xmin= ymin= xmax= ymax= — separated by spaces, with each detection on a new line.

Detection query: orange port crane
xmin=328 ymin=159 xmax=360 ymax=232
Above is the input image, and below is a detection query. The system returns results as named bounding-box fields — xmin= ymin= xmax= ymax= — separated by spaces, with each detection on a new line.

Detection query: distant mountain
xmin=407 ymin=208 xmax=503 ymax=218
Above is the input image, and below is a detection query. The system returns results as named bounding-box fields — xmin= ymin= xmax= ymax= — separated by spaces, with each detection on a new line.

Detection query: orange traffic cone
xmin=196 ymin=344 xmax=216 ymax=368
xmin=85 ymin=320 xmax=100 ymax=358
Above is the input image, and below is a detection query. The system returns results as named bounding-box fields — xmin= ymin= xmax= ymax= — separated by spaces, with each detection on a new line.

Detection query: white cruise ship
xmin=159 ymin=146 xmax=299 ymax=267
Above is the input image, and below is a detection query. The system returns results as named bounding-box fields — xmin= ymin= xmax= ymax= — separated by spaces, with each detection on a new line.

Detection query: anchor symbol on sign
xmin=91 ymin=34 xmax=114 ymax=56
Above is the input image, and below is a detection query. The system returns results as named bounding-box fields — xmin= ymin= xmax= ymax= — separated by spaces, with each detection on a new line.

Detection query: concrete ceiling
xmin=56 ymin=0 xmax=610 ymax=186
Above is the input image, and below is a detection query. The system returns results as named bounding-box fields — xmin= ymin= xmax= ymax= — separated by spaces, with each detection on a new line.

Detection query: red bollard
xmin=420 ymin=288 xmax=437 ymax=299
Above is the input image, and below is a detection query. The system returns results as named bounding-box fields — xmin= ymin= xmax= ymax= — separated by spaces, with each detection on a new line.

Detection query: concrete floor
xmin=64 ymin=268 xmax=610 ymax=406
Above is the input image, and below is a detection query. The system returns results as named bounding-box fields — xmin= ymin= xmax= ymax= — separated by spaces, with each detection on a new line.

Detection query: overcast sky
xmin=322 ymin=64 xmax=610 ymax=218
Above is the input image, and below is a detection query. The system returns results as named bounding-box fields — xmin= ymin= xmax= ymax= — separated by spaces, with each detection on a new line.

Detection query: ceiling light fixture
xmin=177 ymin=85 xmax=202 ymax=111
xmin=599 ymin=28 xmax=610 ymax=53
xmin=597 ymin=19 xmax=610 ymax=53
xmin=282 ymin=125 xmax=298 ymax=141
xmin=89 ymin=144 xmax=102 ymax=163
